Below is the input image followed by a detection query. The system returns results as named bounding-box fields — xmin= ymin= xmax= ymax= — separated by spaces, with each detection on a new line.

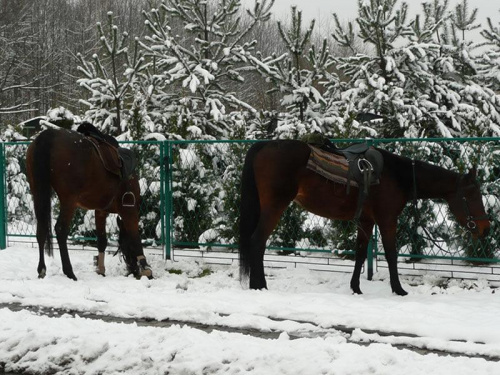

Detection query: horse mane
xmin=376 ymin=148 xmax=460 ymax=191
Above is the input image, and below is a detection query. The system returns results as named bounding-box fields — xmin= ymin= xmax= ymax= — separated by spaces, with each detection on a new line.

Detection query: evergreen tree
xmin=243 ymin=6 xmax=335 ymax=136
xmin=431 ymin=0 xmax=500 ymax=136
xmin=330 ymin=0 xmax=500 ymax=138
xmin=331 ymin=0 xmax=438 ymax=138
xmin=477 ymin=10 xmax=500 ymax=93
xmin=450 ymin=0 xmax=480 ymax=43
xmin=1 ymin=127 xmax=33 ymax=231
xmin=77 ymin=12 xmax=146 ymax=137
xmin=140 ymin=0 xmax=274 ymax=139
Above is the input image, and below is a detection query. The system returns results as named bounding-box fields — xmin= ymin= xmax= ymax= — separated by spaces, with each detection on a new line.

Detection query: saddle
xmin=306 ymin=138 xmax=384 ymax=220
xmin=77 ymin=122 xmax=137 ymax=181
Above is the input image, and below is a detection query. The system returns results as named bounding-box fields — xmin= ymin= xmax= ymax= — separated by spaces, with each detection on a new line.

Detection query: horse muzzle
xmin=468 ymin=218 xmax=490 ymax=239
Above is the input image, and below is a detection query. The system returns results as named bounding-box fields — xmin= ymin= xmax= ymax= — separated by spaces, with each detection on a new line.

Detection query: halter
xmin=410 ymin=161 xmax=488 ymax=252
xmin=455 ymin=175 xmax=490 ymax=232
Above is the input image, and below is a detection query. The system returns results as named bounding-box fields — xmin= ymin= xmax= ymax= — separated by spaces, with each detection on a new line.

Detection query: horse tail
xmin=239 ymin=142 xmax=267 ymax=283
xmin=30 ymin=133 xmax=54 ymax=257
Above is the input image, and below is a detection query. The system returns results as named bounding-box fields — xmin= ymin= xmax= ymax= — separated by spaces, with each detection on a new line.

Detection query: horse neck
xmin=412 ymin=161 xmax=459 ymax=200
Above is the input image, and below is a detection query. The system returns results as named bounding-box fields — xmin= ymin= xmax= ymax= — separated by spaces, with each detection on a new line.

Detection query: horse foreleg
xmin=117 ymin=213 xmax=153 ymax=279
xmin=379 ymin=223 xmax=407 ymax=296
xmin=55 ymin=204 xmax=77 ymax=281
xmin=350 ymin=219 xmax=375 ymax=294
xmin=95 ymin=210 xmax=108 ymax=276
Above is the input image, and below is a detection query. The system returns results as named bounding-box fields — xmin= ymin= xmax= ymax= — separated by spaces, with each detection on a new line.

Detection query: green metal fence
xmin=0 ymin=140 xmax=167 ymax=255
xmin=1 ymin=137 xmax=499 ymax=275
xmin=165 ymin=138 xmax=500 ymax=268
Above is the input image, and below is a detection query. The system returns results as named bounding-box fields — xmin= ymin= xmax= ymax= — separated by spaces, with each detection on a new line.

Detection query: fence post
xmin=160 ymin=141 xmax=167 ymax=259
xmin=0 ymin=143 xmax=7 ymax=249
xmin=163 ymin=141 xmax=173 ymax=260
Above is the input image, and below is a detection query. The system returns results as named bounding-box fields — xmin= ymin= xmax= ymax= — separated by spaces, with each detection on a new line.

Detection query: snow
xmin=1 ymin=245 xmax=499 ymax=374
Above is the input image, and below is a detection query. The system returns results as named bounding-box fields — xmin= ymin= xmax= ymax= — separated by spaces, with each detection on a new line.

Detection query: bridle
xmin=410 ymin=161 xmax=489 ymax=253
xmin=455 ymin=175 xmax=490 ymax=232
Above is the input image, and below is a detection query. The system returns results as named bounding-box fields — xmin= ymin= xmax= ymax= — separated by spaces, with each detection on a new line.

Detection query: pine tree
xmin=331 ymin=0 xmax=439 ymax=138
xmin=140 ymin=0 xmax=274 ymax=138
xmin=77 ymin=12 xmax=146 ymax=137
xmin=241 ymin=6 xmax=338 ymax=138
xmin=329 ymin=0 xmax=500 ymax=138
xmin=430 ymin=1 xmax=500 ymax=136
xmin=450 ymin=0 xmax=480 ymax=42
xmin=478 ymin=10 xmax=500 ymax=92
xmin=275 ymin=6 xmax=318 ymax=121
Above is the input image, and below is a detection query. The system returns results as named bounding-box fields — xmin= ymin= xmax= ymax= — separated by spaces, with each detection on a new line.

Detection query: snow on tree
xmin=77 ymin=12 xmax=146 ymax=138
xmin=329 ymin=0 xmax=500 ymax=138
xmin=241 ymin=6 xmax=341 ymax=138
xmin=140 ymin=0 xmax=274 ymax=139
xmin=477 ymin=10 xmax=500 ymax=93
xmin=0 ymin=127 xmax=34 ymax=236
xmin=432 ymin=0 xmax=500 ymax=137
xmin=331 ymin=0 xmax=434 ymax=138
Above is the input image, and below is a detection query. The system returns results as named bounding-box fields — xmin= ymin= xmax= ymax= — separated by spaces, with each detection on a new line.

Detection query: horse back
xmin=250 ymin=140 xmax=311 ymax=191
xmin=29 ymin=128 xmax=125 ymax=211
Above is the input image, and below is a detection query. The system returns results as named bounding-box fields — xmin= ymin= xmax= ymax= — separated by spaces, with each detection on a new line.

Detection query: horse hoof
xmin=139 ymin=268 xmax=153 ymax=279
xmin=393 ymin=288 xmax=408 ymax=296
xmin=351 ymin=287 xmax=363 ymax=295
xmin=96 ymin=268 xmax=106 ymax=277
xmin=137 ymin=259 xmax=152 ymax=279
xmin=38 ymin=270 xmax=46 ymax=279
xmin=67 ymin=274 xmax=78 ymax=281
xmin=249 ymin=280 xmax=267 ymax=290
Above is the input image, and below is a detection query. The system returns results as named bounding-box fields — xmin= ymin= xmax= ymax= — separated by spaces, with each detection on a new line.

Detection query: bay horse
xmin=239 ymin=140 xmax=490 ymax=296
xmin=26 ymin=127 xmax=152 ymax=280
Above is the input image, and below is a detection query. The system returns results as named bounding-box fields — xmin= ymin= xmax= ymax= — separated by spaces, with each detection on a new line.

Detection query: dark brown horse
xmin=239 ymin=140 xmax=490 ymax=295
xmin=26 ymin=127 xmax=152 ymax=280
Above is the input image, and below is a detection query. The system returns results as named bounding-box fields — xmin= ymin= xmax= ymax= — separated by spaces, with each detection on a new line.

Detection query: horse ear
xmin=116 ymin=216 xmax=123 ymax=229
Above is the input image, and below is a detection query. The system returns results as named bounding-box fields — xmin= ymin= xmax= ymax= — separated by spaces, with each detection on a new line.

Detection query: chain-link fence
xmin=1 ymin=137 xmax=499 ymax=273
xmin=1 ymin=140 xmax=166 ymax=253
xmin=166 ymin=138 xmax=500 ymax=264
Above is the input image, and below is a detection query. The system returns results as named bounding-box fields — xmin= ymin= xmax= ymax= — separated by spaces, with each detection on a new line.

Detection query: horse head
xmin=447 ymin=167 xmax=490 ymax=239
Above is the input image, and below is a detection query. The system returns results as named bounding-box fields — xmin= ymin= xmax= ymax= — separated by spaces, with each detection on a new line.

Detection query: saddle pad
xmin=306 ymin=145 xmax=358 ymax=187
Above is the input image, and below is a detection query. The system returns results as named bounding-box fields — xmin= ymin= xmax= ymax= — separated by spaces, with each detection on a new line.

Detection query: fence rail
xmin=1 ymin=137 xmax=499 ymax=280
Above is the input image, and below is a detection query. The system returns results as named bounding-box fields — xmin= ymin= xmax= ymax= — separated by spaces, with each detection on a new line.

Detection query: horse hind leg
xmin=36 ymin=223 xmax=49 ymax=278
xmin=248 ymin=207 xmax=286 ymax=290
xmin=55 ymin=204 xmax=77 ymax=281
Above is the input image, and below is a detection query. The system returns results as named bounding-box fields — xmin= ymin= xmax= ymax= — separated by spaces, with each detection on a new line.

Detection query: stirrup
xmin=122 ymin=191 xmax=136 ymax=207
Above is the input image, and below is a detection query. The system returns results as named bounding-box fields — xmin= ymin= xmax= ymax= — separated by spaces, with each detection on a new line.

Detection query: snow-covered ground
xmin=1 ymin=244 xmax=499 ymax=374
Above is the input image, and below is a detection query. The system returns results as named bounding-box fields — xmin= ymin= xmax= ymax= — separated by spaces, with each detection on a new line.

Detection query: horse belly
xmin=294 ymin=171 xmax=357 ymax=221
xmin=50 ymin=155 xmax=118 ymax=211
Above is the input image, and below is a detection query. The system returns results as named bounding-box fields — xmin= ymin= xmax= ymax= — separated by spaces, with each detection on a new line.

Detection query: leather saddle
xmin=308 ymin=140 xmax=383 ymax=190
xmin=306 ymin=138 xmax=384 ymax=220
xmin=77 ymin=123 xmax=136 ymax=180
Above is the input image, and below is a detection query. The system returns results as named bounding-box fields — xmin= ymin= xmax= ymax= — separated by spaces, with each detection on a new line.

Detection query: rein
xmin=410 ymin=161 xmax=484 ymax=253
